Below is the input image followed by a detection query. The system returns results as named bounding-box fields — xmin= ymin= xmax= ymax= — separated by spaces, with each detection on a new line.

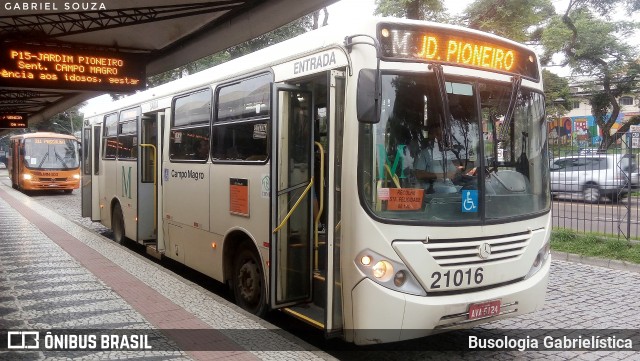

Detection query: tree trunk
xmin=407 ymin=0 xmax=421 ymax=20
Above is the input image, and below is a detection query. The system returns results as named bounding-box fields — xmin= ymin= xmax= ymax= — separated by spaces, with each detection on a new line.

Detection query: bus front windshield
xmin=24 ymin=138 xmax=80 ymax=170
xmin=358 ymin=73 xmax=550 ymax=224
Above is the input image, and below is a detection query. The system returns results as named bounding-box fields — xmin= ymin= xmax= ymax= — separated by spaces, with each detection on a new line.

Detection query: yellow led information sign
xmin=35 ymin=138 xmax=66 ymax=144
xmin=0 ymin=114 xmax=27 ymax=128
xmin=0 ymin=44 xmax=146 ymax=92
xmin=378 ymin=24 xmax=539 ymax=81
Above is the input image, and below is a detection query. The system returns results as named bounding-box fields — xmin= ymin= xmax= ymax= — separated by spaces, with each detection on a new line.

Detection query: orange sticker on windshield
xmin=387 ymin=188 xmax=424 ymax=211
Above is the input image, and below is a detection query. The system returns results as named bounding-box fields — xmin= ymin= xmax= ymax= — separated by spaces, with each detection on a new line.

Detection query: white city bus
xmin=82 ymin=17 xmax=551 ymax=345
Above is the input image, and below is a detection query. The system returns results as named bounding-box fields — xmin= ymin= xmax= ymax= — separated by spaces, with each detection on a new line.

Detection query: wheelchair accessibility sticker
xmin=462 ymin=190 xmax=478 ymax=213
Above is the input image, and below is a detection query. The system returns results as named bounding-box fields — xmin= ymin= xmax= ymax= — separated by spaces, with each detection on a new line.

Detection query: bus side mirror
xmin=357 ymin=69 xmax=380 ymax=124
xmin=19 ymin=147 xmax=25 ymax=156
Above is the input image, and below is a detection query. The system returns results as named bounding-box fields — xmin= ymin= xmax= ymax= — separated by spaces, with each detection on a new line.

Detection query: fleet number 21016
xmin=431 ymin=267 xmax=484 ymax=289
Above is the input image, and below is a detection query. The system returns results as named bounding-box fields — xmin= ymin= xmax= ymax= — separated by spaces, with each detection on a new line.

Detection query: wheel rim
xmin=583 ymin=188 xmax=599 ymax=203
xmin=237 ymin=257 xmax=261 ymax=307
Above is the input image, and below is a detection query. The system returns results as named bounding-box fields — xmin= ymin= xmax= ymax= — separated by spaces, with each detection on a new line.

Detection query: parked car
xmin=550 ymin=154 xmax=638 ymax=203
xmin=577 ymin=148 xmax=603 ymax=156
xmin=0 ymin=162 xmax=6 ymax=169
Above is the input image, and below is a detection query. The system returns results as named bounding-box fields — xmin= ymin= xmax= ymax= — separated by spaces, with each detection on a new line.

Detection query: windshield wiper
xmin=498 ymin=75 xmax=522 ymax=142
xmin=429 ymin=63 xmax=454 ymax=150
xmin=37 ymin=151 xmax=49 ymax=168
xmin=54 ymin=149 xmax=69 ymax=169
xmin=489 ymin=113 xmax=499 ymax=173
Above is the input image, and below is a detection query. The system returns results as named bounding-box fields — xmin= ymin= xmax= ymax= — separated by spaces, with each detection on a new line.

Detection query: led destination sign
xmin=0 ymin=44 xmax=146 ymax=92
xmin=378 ymin=24 xmax=539 ymax=80
xmin=0 ymin=114 xmax=27 ymax=128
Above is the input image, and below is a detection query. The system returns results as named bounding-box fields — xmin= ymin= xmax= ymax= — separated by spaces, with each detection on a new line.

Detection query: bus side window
xmin=211 ymin=121 xmax=267 ymax=162
xmin=213 ymin=73 xmax=271 ymax=163
xmin=170 ymin=89 xmax=212 ymax=162
xmin=169 ymin=127 xmax=209 ymax=162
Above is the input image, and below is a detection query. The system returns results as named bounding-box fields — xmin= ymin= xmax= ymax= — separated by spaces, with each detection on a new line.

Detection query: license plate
xmin=468 ymin=299 xmax=501 ymax=320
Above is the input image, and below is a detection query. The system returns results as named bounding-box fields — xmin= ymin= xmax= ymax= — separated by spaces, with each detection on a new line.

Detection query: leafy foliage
xmin=42 ymin=104 xmax=85 ymax=135
xmin=374 ymin=0 xmax=447 ymax=21
xmin=463 ymin=0 xmax=555 ymax=43
xmin=542 ymin=69 xmax=572 ymax=118
xmin=540 ymin=1 xmax=640 ymax=149
xmin=144 ymin=15 xmax=313 ymax=89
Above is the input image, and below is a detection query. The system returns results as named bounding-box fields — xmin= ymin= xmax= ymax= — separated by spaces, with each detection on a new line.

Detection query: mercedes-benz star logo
xmin=478 ymin=243 xmax=492 ymax=260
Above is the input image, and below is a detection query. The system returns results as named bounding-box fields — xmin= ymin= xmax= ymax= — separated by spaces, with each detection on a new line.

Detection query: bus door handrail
xmin=272 ymin=177 xmax=314 ymax=234
xmin=314 ymin=141 xmax=325 ymax=272
xmin=139 ymin=143 xmax=157 ymax=232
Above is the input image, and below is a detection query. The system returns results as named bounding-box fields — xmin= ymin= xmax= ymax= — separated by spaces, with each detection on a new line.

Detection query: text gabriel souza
xmin=469 ymin=335 xmax=633 ymax=351
xmin=4 ymin=3 xmax=106 ymax=11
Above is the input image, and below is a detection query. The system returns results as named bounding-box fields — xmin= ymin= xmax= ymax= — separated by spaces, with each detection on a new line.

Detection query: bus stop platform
xmin=0 ymin=179 xmax=334 ymax=361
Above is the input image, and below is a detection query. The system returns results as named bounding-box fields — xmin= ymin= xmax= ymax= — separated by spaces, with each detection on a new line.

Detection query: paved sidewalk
xmin=0 ymin=182 xmax=335 ymax=361
xmin=552 ymin=250 xmax=640 ymax=274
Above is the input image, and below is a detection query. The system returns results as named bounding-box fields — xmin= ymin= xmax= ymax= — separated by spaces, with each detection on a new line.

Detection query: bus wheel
xmin=112 ymin=203 xmax=126 ymax=244
xmin=64 ymin=189 xmax=73 ymax=194
xmin=233 ymin=246 xmax=267 ymax=316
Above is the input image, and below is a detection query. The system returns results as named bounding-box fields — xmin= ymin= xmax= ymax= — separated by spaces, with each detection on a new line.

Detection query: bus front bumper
xmin=350 ymin=257 xmax=550 ymax=345
xmin=22 ymin=179 xmax=80 ymax=191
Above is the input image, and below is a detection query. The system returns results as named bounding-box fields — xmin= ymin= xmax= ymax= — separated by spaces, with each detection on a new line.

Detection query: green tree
xmin=374 ymin=0 xmax=446 ymax=21
xmin=145 ymin=15 xmax=313 ymax=89
xmin=542 ymin=69 xmax=572 ymax=118
xmin=42 ymin=103 xmax=86 ymax=135
xmin=226 ymin=16 xmax=313 ymax=59
xmin=541 ymin=0 xmax=640 ymax=149
xmin=146 ymin=52 xmax=230 ymax=88
xmin=463 ymin=0 xmax=555 ymax=43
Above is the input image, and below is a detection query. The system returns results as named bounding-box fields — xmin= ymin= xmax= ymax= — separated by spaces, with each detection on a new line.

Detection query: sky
xmin=80 ymin=0 xmax=637 ymax=114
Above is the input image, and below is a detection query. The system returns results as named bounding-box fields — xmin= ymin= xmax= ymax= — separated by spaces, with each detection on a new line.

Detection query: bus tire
xmin=232 ymin=246 xmax=267 ymax=317
xmin=64 ymin=189 xmax=73 ymax=194
xmin=112 ymin=203 xmax=126 ymax=244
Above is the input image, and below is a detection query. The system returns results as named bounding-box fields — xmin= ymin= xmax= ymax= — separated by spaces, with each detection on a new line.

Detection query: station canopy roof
xmin=0 ymin=0 xmax=336 ymax=135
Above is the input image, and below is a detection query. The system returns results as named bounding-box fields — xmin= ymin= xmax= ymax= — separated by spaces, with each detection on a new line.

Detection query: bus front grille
xmin=424 ymin=231 xmax=531 ymax=267
xmin=38 ymin=177 xmax=68 ymax=182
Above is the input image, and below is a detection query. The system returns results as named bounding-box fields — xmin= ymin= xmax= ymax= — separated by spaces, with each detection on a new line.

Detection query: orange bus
xmin=8 ymin=132 xmax=80 ymax=193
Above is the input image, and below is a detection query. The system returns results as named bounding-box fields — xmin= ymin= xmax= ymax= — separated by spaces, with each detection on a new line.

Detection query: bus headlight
xmin=23 ymin=174 xmax=33 ymax=180
xmin=525 ymin=237 xmax=551 ymax=279
xmin=372 ymin=260 xmax=392 ymax=280
xmin=355 ymin=249 xmax=426 ymax=296
xmin=73 ymin=173 xmax=80 ymax=179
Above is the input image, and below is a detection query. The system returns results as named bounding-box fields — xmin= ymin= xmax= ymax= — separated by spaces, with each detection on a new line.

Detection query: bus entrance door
xmin=137 ymin=114 xmax=158 ymax=242
xmin=324 ymin=70 xmax=346 ymax=336
xmin=81 ymin=124 xmax=101 ymax=221
xmin=270 ymin=84 xmax=315 ymax=309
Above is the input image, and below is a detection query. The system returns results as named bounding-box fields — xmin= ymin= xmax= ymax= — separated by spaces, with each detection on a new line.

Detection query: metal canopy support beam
xmin=148 ymin=0 xmax=336 ymax=75
xmin=0 ymin=90 xmax=66 ymax=112
xmin=20 ymin=92 xmax=102 ymax=126
xmin=0 ymin=1 xmax=252 ymax=39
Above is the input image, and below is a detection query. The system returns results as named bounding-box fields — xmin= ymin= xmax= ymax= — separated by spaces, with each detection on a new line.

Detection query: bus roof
xmin=10 ymin=132 xmax=78 ymax=141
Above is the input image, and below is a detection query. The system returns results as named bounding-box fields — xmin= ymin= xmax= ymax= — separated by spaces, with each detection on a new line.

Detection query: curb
xmin=552 ymin=250 xmax=640 ymax=273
